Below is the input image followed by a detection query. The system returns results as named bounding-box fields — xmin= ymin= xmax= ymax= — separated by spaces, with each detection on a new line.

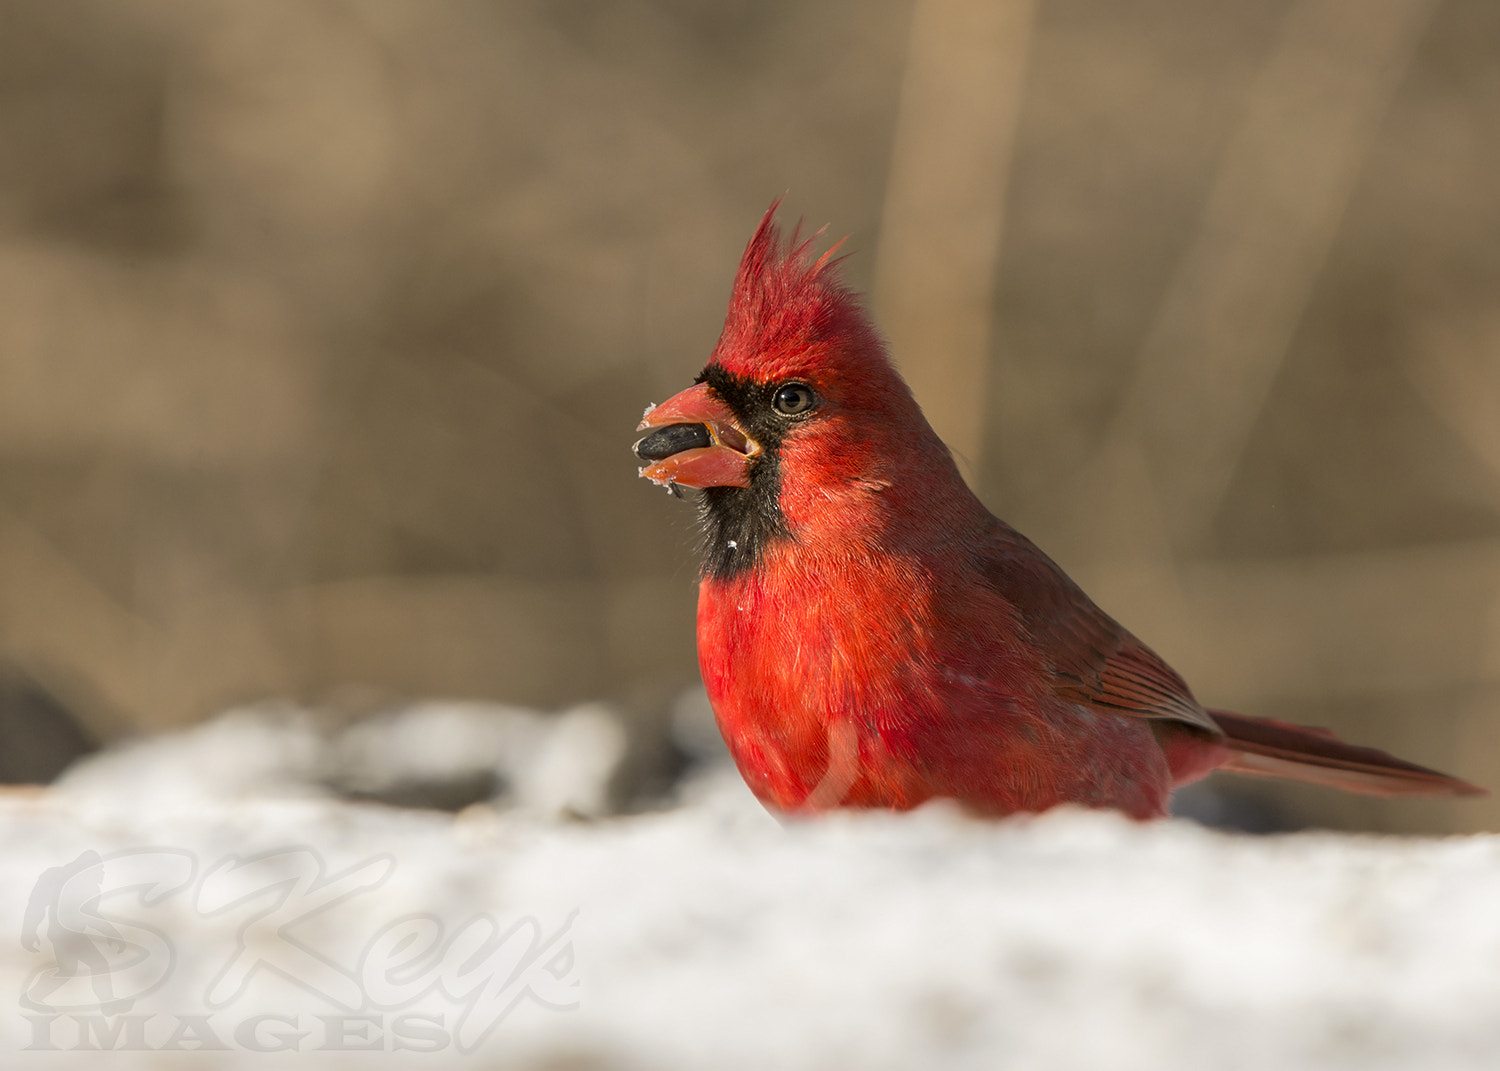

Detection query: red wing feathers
xmin=979 ymin=523 xmax=1483 ymax=797
xmin=978 ymin=521 xmax=1222 ymax=735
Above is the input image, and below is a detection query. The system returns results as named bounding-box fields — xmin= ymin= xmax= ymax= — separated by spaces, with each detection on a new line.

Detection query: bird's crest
xmin=709 ymin=201 xmax=889 ymax=385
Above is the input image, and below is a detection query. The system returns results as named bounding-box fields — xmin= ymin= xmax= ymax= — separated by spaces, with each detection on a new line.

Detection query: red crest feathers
xmin=709 ymin=201 xmax=891 ymax=386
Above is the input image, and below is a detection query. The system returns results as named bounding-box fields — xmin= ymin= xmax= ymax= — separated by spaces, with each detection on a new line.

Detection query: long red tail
xmin=1209 ymin=710 xmax=1485 ymax=798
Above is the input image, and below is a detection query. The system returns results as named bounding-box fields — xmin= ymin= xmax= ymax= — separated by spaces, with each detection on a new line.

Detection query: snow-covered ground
xmin=3 ymin=702 xmax=1498 ymax=1069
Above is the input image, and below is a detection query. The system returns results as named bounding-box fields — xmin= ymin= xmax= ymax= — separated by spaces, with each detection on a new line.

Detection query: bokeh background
xmin=1 ymin=0 xmax=1497 ymax=832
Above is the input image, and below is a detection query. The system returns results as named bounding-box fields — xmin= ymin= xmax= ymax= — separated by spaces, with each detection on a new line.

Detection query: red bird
xmin=634 ymin=204 xmax=1482 ymax=819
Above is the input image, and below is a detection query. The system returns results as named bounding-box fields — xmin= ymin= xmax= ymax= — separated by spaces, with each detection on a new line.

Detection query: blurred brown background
xmin=0 ymin=0 xmax=1496 ymax=831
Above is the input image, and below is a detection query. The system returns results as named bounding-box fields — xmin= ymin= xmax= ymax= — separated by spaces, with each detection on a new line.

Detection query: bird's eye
xmin=772 ymin=382 xmax=816 ymax=417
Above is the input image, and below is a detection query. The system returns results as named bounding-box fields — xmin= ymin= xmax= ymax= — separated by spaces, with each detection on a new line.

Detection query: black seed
xmin=634 ymin=422 xmax=712 ymax=462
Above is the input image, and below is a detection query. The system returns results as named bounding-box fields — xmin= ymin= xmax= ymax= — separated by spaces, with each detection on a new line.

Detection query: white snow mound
xmin=2 ymin=707 xmax=1497 ymax=1070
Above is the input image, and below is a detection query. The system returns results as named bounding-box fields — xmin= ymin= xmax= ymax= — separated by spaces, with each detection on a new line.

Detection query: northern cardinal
xmin=634 ymin=204 xmax=1482 ymax=818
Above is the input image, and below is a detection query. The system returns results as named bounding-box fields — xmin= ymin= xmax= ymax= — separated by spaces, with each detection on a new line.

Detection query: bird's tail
xmin=1208 ymin=709 xmax=1485 ymax=798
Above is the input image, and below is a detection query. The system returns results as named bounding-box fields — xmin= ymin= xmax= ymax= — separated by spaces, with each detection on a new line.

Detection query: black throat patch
xmin=694 ymin=365 xmax=794 ymax=581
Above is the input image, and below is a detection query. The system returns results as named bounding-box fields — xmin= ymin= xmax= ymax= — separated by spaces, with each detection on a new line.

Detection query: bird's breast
xmin=693 ymin=543 xmax=1174 ymax=817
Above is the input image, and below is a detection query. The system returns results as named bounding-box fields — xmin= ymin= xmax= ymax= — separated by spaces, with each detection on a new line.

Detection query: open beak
xmin=633 ymin=382 xmax=760 ymax=489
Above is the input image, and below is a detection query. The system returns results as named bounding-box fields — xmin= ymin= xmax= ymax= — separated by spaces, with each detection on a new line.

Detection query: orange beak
xmin=634 ymin=382 xmax=760 ymax=490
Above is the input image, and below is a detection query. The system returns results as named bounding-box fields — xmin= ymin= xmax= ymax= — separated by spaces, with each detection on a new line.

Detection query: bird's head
xmin=635 ymin=202 xmax=965 ymax=579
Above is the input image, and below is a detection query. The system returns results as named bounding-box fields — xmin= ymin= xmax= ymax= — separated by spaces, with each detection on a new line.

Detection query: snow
xmin=3 ymin=702 xmax=1499 ymax=1069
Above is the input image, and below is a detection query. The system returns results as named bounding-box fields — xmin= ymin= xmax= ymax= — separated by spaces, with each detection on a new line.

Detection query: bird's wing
xmin=978 ymin=520 xmax=1223 ymax=735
